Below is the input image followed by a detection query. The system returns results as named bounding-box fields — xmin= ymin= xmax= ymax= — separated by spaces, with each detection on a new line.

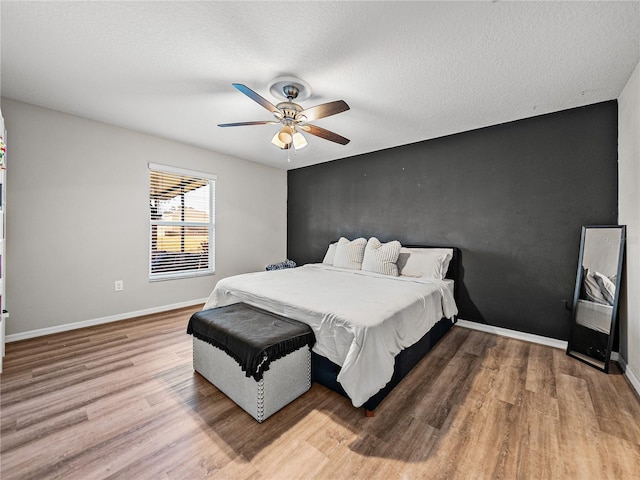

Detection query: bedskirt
xmin=311 ymin=316 xmax=453 ymax=411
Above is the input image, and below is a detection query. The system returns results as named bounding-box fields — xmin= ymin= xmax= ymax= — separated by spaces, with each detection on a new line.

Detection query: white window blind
xmin=149 ymin=163 xmax=215 ymax=280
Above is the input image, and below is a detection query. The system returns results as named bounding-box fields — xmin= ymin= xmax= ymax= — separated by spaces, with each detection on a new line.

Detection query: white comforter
xmin=203 ymin=264 xmax=458 ymax=407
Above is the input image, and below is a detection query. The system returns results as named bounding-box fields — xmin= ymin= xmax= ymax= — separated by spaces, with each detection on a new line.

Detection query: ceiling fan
xmin=218 ymin=76 xmax=350 ymax=151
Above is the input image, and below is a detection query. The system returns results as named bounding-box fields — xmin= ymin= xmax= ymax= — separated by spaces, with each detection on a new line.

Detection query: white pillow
xmin=397 ymin=247 xmax=453 ymax=279
xmin=332 ymin=237 xmax=367 ymax=270
xmin=322 ymin=242 xmax=337 ymax=265
xmin=361 ymin=237 xmax=401 ymax=276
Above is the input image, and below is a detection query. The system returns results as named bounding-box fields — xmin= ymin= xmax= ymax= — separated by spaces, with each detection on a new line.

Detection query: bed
xmin=575 ymin=299 xmax=613 ymax=334
xmin=202 ymin=242 xmax=460 ymax=413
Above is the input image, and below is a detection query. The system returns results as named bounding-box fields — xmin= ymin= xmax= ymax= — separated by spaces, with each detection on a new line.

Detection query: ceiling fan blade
xmin=300 ymin=124 xmax=350 ymax=145
xmin=218 ymin=120 xmax=279 ymax=127
xmin=299 ymin=100 xmax=349 ymax=122
xmin=232 ymin=83 xmax=280 ymax=114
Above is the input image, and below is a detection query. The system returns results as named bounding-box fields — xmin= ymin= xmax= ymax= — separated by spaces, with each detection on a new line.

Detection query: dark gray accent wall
xmin=287 ymin=101 xmax=618 ymax=340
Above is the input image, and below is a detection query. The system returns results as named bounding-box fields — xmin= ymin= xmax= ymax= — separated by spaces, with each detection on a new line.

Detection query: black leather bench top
xmin=187 ymin=303 xmax=315 ymax=381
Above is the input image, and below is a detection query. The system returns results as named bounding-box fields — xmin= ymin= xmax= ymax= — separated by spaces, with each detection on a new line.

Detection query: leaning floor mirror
xmin=567 ymin=225 xmax=626 ymax=372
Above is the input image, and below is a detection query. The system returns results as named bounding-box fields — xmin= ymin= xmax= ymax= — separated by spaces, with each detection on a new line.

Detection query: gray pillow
xmin=594 ymin=271 xmax=616 ymax=306
xmin=583 ymin=268 xmax=610 ymax=305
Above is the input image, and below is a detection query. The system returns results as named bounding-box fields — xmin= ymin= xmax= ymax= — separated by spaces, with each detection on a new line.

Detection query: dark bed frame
xmin=310 ymin=246 xmax=460 ymax=414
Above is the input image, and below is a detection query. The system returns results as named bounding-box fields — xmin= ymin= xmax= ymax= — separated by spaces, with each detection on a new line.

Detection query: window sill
xmin=149 ymin=269 xmax=215 ymax=282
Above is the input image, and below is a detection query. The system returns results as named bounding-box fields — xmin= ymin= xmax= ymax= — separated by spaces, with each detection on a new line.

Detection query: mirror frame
xmin=567 ymin=225 xmax=625 ymax=373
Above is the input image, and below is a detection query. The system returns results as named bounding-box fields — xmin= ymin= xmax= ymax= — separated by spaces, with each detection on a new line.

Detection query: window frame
xmin=148 ymin=162 xmax=216 ymax=282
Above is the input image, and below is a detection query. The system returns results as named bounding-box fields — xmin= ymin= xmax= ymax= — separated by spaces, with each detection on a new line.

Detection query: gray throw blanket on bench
xmin=187 ymin=303 xmax=315 ymax=381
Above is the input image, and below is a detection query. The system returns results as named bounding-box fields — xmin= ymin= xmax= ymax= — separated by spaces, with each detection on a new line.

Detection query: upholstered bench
xmin=187 ymin=303 xmax=315 ymax=423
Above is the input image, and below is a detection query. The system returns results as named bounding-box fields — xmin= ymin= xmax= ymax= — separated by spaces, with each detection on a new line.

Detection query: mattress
xmin=575 ymin=299 xmax=613 ymax=334
xmin=203 ymin=263 xmax=458 ymax=407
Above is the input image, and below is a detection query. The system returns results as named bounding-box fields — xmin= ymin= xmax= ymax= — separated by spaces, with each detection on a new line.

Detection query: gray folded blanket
xmin=187 ymin=303 xmax=315 ymax=381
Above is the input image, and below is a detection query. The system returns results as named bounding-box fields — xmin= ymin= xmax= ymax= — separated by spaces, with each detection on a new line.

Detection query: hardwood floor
xmin=1 ymin=306 xmax=639 ymax=479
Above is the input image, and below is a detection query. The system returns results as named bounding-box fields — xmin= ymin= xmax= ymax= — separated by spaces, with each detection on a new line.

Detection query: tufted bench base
xmin=193 ymin=338 xmax=311 ymax=422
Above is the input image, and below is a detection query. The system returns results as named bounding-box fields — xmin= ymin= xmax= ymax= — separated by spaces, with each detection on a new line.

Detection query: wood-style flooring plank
xmin=2 ymin=311 xmax=640 ymax=479
xmin=513 ymin=390 xmax=563 ymax=479
xmin=525 ymin=342 xmax=558 ymax=398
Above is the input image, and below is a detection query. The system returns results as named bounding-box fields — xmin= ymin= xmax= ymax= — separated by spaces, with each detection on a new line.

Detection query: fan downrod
xmin=282 ymin=84 xmax=299 ymax=100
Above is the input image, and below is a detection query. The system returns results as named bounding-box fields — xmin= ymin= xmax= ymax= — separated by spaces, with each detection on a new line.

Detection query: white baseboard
xmin=617 ymin=355 xmax=640 ymax=397
xmin=5 ymin=298 xmax=207 ymax=343
xmin=455 ymin=319 xmax=568 ymax=350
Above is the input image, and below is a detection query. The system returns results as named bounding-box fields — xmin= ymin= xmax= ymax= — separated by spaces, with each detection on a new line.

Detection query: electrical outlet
xmin=114 ymin=280 xmax=124 ymax=292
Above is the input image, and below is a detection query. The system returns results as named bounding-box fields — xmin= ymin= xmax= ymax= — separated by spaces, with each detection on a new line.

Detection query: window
xmin=149 ymin=163 xmax=215 ymax=280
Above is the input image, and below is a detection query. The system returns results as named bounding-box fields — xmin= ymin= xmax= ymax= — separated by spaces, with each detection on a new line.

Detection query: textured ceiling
xmin=1 ymin=1 xmax=639 ymax=170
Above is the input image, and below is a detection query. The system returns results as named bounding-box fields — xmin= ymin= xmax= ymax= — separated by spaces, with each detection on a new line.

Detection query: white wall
xmin=618 ymin=60 xmax=640 ymax=392
xmin=1 ymin=98 xmax=287 ymax=337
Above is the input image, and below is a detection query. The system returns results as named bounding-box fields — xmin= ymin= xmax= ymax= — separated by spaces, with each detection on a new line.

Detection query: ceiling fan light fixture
xmin=293 ymin=131 xmax=308 ymax=150
xmin=277 ymin=125 xmax=293 ymax=144
xmin=271 ymin=131 xmax=289 ymax=149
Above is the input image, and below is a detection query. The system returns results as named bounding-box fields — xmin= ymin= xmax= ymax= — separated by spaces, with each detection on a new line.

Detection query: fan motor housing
xmin=276 ymin=102 xmax=304 ymax=121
